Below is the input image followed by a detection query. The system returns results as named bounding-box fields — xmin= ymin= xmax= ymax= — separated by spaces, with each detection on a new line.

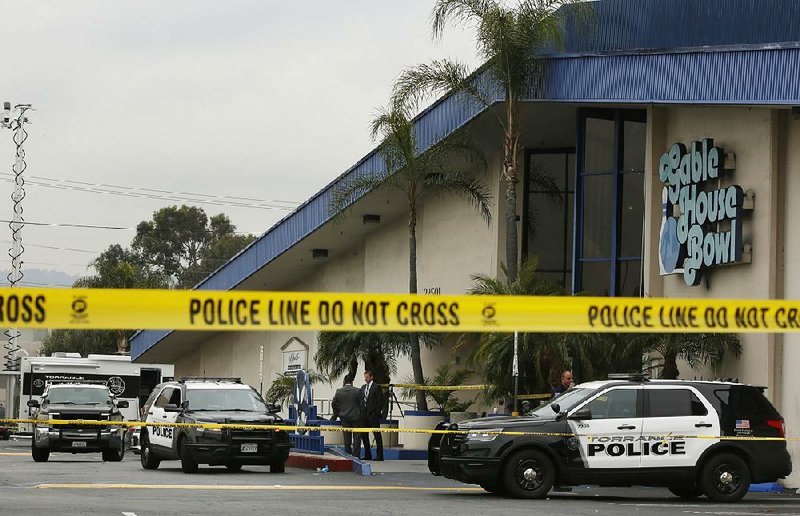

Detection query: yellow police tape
xmin=387 ymin=384 xmax=488 ymax=391
xmin=3 ymin=287 xmax=800 ymax=332
xmin=1 ymin=418 xmax=795 ymax=442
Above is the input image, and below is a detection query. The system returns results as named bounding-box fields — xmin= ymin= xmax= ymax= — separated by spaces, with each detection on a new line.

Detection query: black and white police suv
xmin=28 ymin=381 xmax=128 ymax=462
xmin=139 ymin=377 xmax=291 ymax=473
xmin=429 ymin=375 xmax=791 ymax=502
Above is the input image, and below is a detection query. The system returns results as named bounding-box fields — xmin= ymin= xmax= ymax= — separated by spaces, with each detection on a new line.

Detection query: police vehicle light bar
xmin=177 ymin=377 xmax=242 ymax=384
xmin=607 ymin=373 xmax=650 ymax=382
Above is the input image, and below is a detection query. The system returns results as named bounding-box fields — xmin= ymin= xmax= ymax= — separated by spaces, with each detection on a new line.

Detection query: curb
xmin=285 ymin=451 xmax=352 ymax=472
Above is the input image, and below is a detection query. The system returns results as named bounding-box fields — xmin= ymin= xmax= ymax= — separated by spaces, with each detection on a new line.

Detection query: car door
xmin=147 ymin=387 xmax=179 ymax=450
xmin=640 ymin=386 xmax=720 ymax=468
xmin=568 ymin=386 xmax=643 ymax=470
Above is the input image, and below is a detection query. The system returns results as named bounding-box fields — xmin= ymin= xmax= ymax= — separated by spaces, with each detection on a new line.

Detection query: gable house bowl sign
xmin=659 ymin=138 xmax=747 ymax=286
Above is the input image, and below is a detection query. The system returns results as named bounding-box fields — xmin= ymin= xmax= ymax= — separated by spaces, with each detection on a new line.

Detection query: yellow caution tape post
xmin=2 ymin=287 xmax=800 ymax=333
xmin=1 ymin=418 xmax=795 ymax=442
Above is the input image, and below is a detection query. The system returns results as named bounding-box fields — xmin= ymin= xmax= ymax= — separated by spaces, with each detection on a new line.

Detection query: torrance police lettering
xmin=658 ymin=138 xmax=747 ymax=286
xmin=150 ymin=425 xmax=174 ymax=439
xmin=587 ymin=436 xmax=687 ymax=457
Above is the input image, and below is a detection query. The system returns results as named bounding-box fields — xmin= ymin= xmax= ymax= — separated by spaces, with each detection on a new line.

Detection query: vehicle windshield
xmin=186 ymin=388 xmax=267 ymax=412
xmin=530 ymin=388 xmax=593 ymax=416
xmin=45 ymin=387 xmax=112 ymax=405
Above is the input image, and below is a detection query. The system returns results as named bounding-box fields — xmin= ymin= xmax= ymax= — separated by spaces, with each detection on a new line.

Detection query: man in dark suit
xmin=331 ymin=374 xmax=362 ymax=457
xmin=359 ymin=369 xmax=385 ymax=461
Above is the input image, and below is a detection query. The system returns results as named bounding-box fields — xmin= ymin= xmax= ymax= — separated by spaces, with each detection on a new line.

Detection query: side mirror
xmin=568 ymin=409 xmax=592 ymax=421
xmin=27 ymin=399 xmax=39 ymax=408
xmin=550 ymin=403 xmax=560 ymax=414
xmin=163 ymin=404 xmax=181 ymax=413
xmin=267 ymin=402 xmax=281 ymax=413
xmin=116 ymin=400 xmax=129 ymax=409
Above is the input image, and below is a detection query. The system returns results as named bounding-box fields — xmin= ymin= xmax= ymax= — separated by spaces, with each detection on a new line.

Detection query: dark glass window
xmin=574 ymin=109 xmax=646 ymax=296
xmin=648 ymin=389 xmax=708 ymax=417
xmin=585 ymin=389 xmax=638 ymax=419
xmin=154 ymin=388 xmax=174 ymax=408
xmin=523 ymin=149 xmax=575 ymax=288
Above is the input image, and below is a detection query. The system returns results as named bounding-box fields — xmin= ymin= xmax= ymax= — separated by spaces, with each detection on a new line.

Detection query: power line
xmin=0 ymin=240 xmax=100 ymax=254
xmin=0 ymin=219 xmax=261 ymax=235
xmin=0 ymin=173 xmax=299 ymax=211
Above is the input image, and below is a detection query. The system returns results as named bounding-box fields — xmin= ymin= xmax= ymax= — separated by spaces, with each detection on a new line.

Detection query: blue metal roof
xmin=131 ymin=0 xmax=800 ymax=361
xmin=552 ymin=0 xmax=800 ymax=56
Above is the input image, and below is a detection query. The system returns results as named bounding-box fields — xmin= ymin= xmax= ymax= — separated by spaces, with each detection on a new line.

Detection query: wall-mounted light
xmin=362 ymin=214 xmax=381 ymax=225
xmin=312 ymin=249 xmax=329 ymax=260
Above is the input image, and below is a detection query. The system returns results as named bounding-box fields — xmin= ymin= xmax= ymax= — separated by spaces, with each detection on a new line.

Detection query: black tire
xmin=699 ymin=453 xmax=751 ymax=503
xmin=480 ymin=482 xmax=506 ymax=495
xmin=225 ymin=463 xmax=243 ymax=472
xmin=31 ymin=442 xmax=49 ymax=463
xmin=668 ymin=485 xmax=703 ymax=499
xmin=140 ymin=433 xmax=161 ymax=470
xmin=103 ymin=448 xmax=125 ymax=462
xmin=502 ymin=449 xmax=555 ymax=499
xmin=179 ymin=438 xmax=199 ymax=474
xmin=270 ymin=461 xmax=286 ymax=473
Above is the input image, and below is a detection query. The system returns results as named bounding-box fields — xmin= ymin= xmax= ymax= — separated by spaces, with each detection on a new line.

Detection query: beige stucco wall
xmin=780 ymin=114 xmax=800 ymax=486
xmin=645 ymin=106 xmax=781 ymax=386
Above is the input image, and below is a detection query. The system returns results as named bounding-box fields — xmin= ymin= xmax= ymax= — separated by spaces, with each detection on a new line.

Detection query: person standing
xmin=331 ymin=374 xmax=362 ymax=457
xmin=359 ymin=370 xmax=385 ymax=461
xmin=552 ymin=370 xmax=574 ymax=397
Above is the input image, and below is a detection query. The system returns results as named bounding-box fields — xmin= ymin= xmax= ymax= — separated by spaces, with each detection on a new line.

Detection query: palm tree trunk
xmin=408 ymin=209 xmax=428 ymax=411
xmin=116 ymin=331 xmax=128 ymax=354
xmin=660 ymin=352 xmax=680 ymax=379
xmin=503 ymin=98 xmax=520 ymax=283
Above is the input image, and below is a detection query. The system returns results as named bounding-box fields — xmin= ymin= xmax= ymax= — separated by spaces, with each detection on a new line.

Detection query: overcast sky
xmin=0 ymin=1 xmax=479 ymax=285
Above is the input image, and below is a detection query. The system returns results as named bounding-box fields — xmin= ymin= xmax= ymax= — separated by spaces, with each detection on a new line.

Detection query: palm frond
xmin=431 ymin=0 xmax=493 ymax=40
xmin=392 ymin=59 xmax=496 ymax=116
xmin=424 ymin=171 xmax=493 ymax=223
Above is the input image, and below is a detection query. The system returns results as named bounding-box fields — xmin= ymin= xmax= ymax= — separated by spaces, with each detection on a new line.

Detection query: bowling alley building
xmin=131 ymin=0 xmax=800 ymax=484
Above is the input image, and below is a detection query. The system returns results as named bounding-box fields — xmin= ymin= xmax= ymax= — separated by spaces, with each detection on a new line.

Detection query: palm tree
xmin=332 ymin=104 xmax=492 ymax=411
xmin=393 ymin=0 xmax=588 ymax=283
xmin=574 ymin=332 xmax=742 ymax=380
xmin=315 ymin=332 xmax=407 ymax=386
xmin=462 ymin=256 xmax=590 ymax=400
xmin=639 ymin=333 xmax=742 ymax=380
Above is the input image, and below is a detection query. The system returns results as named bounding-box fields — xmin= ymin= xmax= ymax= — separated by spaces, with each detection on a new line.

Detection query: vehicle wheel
xmin=480 ymin=482 xmax=506 ymax=495
xmin=31 ymin=442 xmax=50 ymax=463
xmin=179 ymin=438 xmax=199 ymax=474
xmin=699 ymin=453 xmax=751 ymax=503
xmin=225 ymin=463 xmax=243 ymax=472
xmin=103 ymin=448 xmax=125 ymax=462
xmin=502 ymin=449 xmax=555 ymax=499
xmin=270 ymin=461 xmax=286 ymax=473
xmin=668 ymin=485 xmax=703 ymax=499
xmin=140 ymin=434 xmax=161 ymax=470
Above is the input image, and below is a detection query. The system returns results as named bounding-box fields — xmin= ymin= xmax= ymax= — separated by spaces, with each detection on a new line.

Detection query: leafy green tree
xmin=332 ymin=104 xmax=491 ymax=411
xmin=393 ymin=0 xmax=588 ymax=283
xmin=71 ymin=244 xmax=168 ymax=353
xmin=132 ymin=206 xmax=253 ymax=288
xmin=39 ymin=329 xmax=119 ymax=357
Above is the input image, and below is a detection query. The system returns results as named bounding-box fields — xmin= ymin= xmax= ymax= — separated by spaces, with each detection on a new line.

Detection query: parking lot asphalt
xmin=1 ymin=439 xmax=799 ymax=516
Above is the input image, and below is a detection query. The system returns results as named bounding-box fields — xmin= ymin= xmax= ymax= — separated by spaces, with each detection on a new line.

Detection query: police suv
xmin=28 ymin=381 xmax=128 ymax=462
xmin=429 ymin=376 xmax=791 ymax=502
xmin=139 ymin=377 xmax=291 ymax=473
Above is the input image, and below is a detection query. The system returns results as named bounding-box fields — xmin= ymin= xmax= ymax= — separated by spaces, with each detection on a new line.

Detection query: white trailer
xmin=18 ymin=353 xmax=174 ymax=433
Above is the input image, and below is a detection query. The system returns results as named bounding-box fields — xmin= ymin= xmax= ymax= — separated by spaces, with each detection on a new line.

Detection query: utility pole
xmin=1 ymin=102 xmax=31 ymax=422
xmin=512 ymin=330 xmax=519 ymax=416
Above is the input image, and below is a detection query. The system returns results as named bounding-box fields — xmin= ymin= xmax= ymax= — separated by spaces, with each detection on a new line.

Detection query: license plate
xmin=71 ymin=441 xmax=87 ymax=448
xmin=240 ymin=443 xmax=257 ymax=453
